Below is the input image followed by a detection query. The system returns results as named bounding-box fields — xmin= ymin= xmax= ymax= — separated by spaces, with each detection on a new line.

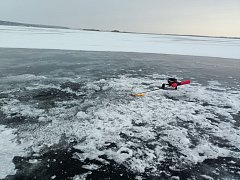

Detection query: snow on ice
xmin=0 ymin=25 xmax=240 ymax=59
xmin=0 ymin=74 xmax=240 ymax=177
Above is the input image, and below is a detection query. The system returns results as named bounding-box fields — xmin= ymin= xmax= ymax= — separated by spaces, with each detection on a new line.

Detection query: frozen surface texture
xmin=0 ymin=49 xmax=240 ymax=179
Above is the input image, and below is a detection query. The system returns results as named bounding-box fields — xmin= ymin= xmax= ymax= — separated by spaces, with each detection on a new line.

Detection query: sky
xmin=0 ymin=0 xmax=240 ymax=37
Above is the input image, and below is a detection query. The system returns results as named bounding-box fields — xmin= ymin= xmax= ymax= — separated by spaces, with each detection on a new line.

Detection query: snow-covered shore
xmin=0 ymin=25 xmax=240 ymax=59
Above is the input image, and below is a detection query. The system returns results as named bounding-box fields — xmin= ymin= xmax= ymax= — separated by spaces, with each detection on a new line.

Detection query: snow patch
xmin=0 ymin=125 xmax=26 ymax=179
xmin=76 ymin=111 xmax=89 ymax=119
xmin=82 ymin=164 xmax=101 ymax=170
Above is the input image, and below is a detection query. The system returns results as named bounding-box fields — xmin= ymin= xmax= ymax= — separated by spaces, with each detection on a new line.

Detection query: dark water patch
xmin=222 ymin=105 xmax=232 ymax=109
xmin=163 ymin=94 xmax=179 ymax=101
xmin=141 ymin=82 xmax=151 ymax=86
xmin=60 ymin=82 xmax=83 ymax=92
xmin=187 ymin=132 xmax=202 ymax=148
xmin=0 ymin=93 xmax=9 ymax=98
xmin=175 ymin=117 xmax=194 ymax=129
xmin=30 ymin=88 xmax=82 ymax=101
xmin=13 ymin=87 xmax=86 ymax=110
xmin=0 ymin=113 xmax=42 ymax=128
xmin=206 ymin=117 xmax=220 ymax=124
xmin=6 ymin=148 xmax=137 ymax=180
xmin=209 ymin=135 xmax=239 ymax=152
xmin=6 ymin=148 xmax=88 ymax=180
xmin=119 ymin=132 xmax=142 ymax=143
xmin=170 ymin=157 xmax=240 ymax=180
xmin=132 ymin=120 xmax=148 ymax=127
xmin=145 ymin=142 xmax=159 ymax=151
xmin=86 ymin=160 xmax=136 ymax=180
xmin=0 ymin=110 xmax=7 ymax=123
xmin=10 ymin=148 xmax=238 ymax=180
xmin=202 ymin=102 xmax=215 ymax=107
xmin=215 ymin=114 xmax=233 ymax=124
xmin=194 ymin=110 xmax=201 ymax=115
xmin=100 ymin=142 xmax=118 ymax=150
xmin=36 ymin=100 xmax=57 ymax=110
xmin=1 ymin=114 xmax=27 ymax=125
xmin=232 ymin=112 xmax=240 ymax=127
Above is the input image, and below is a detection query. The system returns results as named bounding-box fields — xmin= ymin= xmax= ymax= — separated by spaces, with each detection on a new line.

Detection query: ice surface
xmin=0 ymin=125 xmax=26 ymax=179
xmin=0 ymin=25 xmax=240 ymax=59
xmin=1 ymin=74 xmax=240 ymax=177
xmin=1 ymin=74 xmax=46 ymax=83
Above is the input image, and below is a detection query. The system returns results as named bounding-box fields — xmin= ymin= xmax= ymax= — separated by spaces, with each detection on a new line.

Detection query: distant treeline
xmin=0 ymin=20 xmax=69 ymax=29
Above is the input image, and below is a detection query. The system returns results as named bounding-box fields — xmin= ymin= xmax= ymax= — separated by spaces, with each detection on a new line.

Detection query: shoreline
xmin=1 ymin=25 xmax=240 ymax=59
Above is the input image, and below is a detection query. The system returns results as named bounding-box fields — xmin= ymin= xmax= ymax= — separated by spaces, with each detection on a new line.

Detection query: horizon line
xmin=1 ymin=19 xmax=240 ymax=39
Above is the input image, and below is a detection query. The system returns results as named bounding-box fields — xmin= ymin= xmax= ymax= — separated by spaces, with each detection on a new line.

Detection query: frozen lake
xmin=0 ymin=48 xmax=240 ymax=179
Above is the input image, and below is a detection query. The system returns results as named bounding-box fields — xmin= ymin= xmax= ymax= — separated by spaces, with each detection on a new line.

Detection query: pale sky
xmin=0 ymin=0 xmax=240 ymax=37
